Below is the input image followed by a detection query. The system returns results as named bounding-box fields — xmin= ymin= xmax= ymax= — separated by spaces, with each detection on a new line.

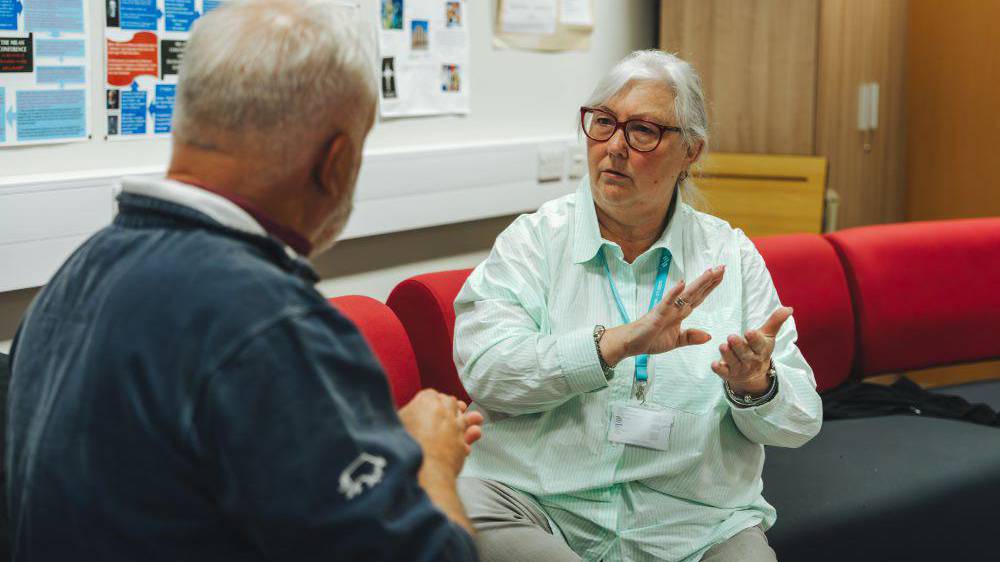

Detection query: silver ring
xmin=673 ymin=297 xmax=688 ymax=308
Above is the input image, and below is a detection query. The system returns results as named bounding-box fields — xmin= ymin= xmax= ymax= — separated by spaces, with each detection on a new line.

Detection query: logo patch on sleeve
xmin=338 ymin=452 xmax=388 ymax=500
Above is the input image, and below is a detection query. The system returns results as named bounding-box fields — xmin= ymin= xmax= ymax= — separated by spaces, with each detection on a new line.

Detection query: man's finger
xmin=760 ymin=307 xmax=793 ymax=338
xmin=464 ymin=425 xmax=483 ymax=447
xmin=463 ymin=411 xmax=484 ymax=427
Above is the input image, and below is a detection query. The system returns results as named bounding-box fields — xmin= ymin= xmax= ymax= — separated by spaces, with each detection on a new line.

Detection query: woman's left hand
xmin=710 ymin=306 xmax=793 ymax=396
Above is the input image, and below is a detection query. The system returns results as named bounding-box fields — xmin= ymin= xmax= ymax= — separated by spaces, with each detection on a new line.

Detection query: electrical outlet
xmin=537 ymin=146 xmax=565 ymax=183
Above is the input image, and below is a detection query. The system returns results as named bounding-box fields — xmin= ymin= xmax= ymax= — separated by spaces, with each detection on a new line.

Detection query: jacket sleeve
xmin=727 ymin=232 xmax=824 ymax=448
xmin=192 ymin=307 xmax=478 ymax=562
xmin=453 ymin=220 xmax=608 ymax=416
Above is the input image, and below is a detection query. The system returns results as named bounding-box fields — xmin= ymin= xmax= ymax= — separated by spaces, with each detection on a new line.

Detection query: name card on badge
xmin=608 ymin=402 xmax=675 ymax=451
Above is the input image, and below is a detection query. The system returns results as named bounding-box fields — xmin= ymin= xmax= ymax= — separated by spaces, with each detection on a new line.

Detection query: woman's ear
xmin=685 ymin=139 xmax=704 ymax=165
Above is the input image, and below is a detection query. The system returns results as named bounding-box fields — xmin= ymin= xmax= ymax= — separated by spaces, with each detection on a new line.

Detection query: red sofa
xmin=339 ymin=218 xmax=1000 ymax=561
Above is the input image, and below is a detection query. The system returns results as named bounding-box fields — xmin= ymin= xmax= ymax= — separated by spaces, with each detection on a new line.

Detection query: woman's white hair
xmin=583 ymin=50 xmax=709 ymax=205
xmin=172 ymin=0 xmax=376 ymax=157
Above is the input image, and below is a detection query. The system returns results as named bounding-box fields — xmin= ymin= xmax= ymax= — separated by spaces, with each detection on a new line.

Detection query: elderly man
xmin=5 ymin=1 xmax=481 ymax=561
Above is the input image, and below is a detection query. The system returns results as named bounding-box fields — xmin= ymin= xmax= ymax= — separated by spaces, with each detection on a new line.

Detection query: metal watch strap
xmin=593 ymin=324 xmax=615 ymax=380
xmin=725 ymin=361 xmax=778 ymax=408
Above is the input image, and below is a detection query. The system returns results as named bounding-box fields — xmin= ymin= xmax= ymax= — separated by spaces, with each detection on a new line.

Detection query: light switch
xmin=537 ymin=146 xmax=565 ymax=183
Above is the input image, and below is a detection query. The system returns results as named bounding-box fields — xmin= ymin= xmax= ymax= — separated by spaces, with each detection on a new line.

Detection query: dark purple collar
xmin=189 ymin=182 xmax=314 ymax=257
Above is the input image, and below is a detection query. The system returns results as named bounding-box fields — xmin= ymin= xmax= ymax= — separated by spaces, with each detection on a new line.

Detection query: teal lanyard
xmin=599 ymin=247 xmax=673 ymax=384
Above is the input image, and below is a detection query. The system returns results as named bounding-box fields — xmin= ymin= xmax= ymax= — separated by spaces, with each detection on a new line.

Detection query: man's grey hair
xmin=583 ymin=50 xmax=710 ymax=206
xmin=173 ymin=0 xmax=376 ymax=155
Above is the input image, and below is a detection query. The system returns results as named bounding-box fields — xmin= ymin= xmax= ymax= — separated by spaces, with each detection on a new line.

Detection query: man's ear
xmin=315 ymin=132 xmax=350 ymax=196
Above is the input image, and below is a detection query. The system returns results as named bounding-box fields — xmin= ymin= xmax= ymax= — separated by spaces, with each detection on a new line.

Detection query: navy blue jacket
xmin=6 ymin=193 xmax=477 ymax=561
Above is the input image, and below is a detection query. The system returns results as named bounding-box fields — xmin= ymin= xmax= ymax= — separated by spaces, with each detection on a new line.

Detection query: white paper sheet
xmin=559 ymin=0 xmax=591 ymax=27
xmin=500 ymin=0 xmax=557 ymax=35
xmin=377 ymin=0 xmax=469 ymax=118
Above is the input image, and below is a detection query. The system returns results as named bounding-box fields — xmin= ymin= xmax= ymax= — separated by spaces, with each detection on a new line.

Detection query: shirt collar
xmin=120 ymin=176 xmax=310 ymax=257
xmin=571 ymin=176 xmax=687 ymax=273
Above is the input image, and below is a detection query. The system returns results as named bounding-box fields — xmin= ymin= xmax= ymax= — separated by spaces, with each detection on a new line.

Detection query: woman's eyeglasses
xmin=580 ymin=107 xmax=683 ymax=153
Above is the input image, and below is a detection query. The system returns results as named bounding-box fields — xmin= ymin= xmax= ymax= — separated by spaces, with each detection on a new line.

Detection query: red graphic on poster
xmin=107 ymin=32 xmax=158 ymax=87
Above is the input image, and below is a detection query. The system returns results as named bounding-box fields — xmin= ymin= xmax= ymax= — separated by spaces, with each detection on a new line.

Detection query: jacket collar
xmin=116 ymin=176 xmax=319 ymax=283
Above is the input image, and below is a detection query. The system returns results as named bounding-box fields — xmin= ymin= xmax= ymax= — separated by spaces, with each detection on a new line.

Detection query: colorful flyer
xmin=104 ymin=0 xmax=224 ymax=139
xmin=0 ymin=0 xmax=90 ymax=147
xmin=377 ymin=0 xmax=469 ymax=118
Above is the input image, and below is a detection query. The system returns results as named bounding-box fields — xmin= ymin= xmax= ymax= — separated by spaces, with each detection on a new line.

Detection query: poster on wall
xmin=494 ymin=0 xmax=594 ymax=52
xmin=0 ymin=0 xmax=91 ymax=147
xmin=104 ymin=0 xmax=224 ymax=140
xmin=377 ymin=0 xmax=469 ymax=118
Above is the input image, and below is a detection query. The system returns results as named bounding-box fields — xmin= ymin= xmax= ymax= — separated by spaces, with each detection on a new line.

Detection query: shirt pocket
xmin=646 ymin=306 xmax=738 ymax=415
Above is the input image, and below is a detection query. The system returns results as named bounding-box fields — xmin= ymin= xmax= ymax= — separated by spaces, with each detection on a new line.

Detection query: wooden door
xmin=815 ymin=0 xmax=908 ymax=229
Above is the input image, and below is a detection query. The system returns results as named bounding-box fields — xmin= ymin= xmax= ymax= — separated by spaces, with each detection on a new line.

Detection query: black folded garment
xmin=822 ymin=375 xmax=1000 ymax=426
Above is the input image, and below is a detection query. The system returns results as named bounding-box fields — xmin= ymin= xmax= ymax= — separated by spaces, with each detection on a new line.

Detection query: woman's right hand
xmin=600 ymin=265 xmax=725 ymax=366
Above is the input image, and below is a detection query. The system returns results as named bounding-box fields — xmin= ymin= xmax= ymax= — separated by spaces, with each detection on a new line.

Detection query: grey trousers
xmin=458 ymin=477 xmax=778 ymax=562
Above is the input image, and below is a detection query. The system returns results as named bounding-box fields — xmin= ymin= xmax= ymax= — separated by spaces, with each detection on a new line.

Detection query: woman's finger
xmin=679 ymin=328 xmax=712 ymax=347
xmin=711 ymin=360 xmax=730 ymax=379
xmin=728 ymin=335 xmax=757 ymax=364
xmin=745 ymin=330 xmax=768 ymax=355
xmin=759 ymin=307 xmax=794 ymax=338
xmin=688 ymin=272 xmax=724 ymax=307
xmin=720 ymin=341 xmax=743 ymax=369
xmin=681 ymin=267 xmax=720 ymax=301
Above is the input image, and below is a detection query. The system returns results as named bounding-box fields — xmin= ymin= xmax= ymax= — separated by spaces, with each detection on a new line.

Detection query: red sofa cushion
xmin=753 ymin=234 xmax=856 ymax=392
xmin=826 ymin=218 xmax=1000 ymax=376
xmin=329 ymin=295 xmax=421 ymax=408
xmin=387 ymin=270 xmax=473 ymax=403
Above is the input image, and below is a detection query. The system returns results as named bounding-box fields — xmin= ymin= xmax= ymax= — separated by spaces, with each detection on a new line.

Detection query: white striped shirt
xmin=454 ymin=179 xmax=823 ymax=561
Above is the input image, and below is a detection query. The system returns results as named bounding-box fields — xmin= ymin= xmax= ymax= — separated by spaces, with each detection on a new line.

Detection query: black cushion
xmin=763 ymin=413 xmax=1000 ymax=561
xmin=934 ymin=378 xmax=1000 ymax=409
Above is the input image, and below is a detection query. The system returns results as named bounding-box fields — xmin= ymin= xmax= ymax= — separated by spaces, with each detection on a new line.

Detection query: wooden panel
xmin=693 ymin=153 xmax=827 ymax=236
xmin=906 ymin=0 xmax=1000 ymax=221
xmin=660 ymin=0 xmax=820 ymax=155
xmin=815 ymin=0 xmax=908 ymax=229
xmin=867 ymin=360 xmax=999 ymax=389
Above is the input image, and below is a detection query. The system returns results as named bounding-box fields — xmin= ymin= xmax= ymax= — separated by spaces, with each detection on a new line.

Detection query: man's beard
xmin=309 ymin=162 xmax=360 ymax=258
xmin=310 ymin=197 xmax=354 ymax=257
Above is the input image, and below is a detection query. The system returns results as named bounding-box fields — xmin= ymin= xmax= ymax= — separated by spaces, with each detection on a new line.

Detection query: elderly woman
xmin=453 ymin=50 xmax=822 ymax=562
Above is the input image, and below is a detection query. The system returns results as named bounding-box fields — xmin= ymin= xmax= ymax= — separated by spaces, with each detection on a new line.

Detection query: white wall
xmin=0 ymin=0 xmax=659 ymax=341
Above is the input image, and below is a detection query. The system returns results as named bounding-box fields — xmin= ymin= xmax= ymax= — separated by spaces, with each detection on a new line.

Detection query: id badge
xmin=608 ymin=402 xmax=675 ymax=451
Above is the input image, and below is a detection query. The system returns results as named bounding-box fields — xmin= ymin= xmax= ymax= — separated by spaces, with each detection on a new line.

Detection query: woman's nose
xmin=606 ymin=127 xmax=629 ymax=158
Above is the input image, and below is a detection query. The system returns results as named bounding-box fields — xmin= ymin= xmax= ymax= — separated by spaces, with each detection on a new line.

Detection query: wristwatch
xmin=725 ymin=361 xmax=778 ymax=408
xmin=593 ymin=324 xmax=615 ymax=380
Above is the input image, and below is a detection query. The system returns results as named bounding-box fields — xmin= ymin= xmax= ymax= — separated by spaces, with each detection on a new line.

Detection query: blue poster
xmin=165 ymin=0 xmax=197 ymax=32
xmin=14 ymin=88 xmax=85 ymax=141
xmin=35 ymin=38 xmax=84 ymax=58
xmin=151 ymin=83 xmax=175 ymax=134
xmin=121 ymin=0 xmax=161 ymax=31
xmin=121 ymin=87 xmax=147 ymax=135
xmin=0 ymin=0 xmax=22 ymax=31
xmin=0 ymin=87 xmax=6 ymax=143
xmin=35 ymin=64 xmax=84 ymax=84
xmin=203 ymin=0 xmax=223 ymax=14
xmin=25 ymin=0 xmax=83 ymax=33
